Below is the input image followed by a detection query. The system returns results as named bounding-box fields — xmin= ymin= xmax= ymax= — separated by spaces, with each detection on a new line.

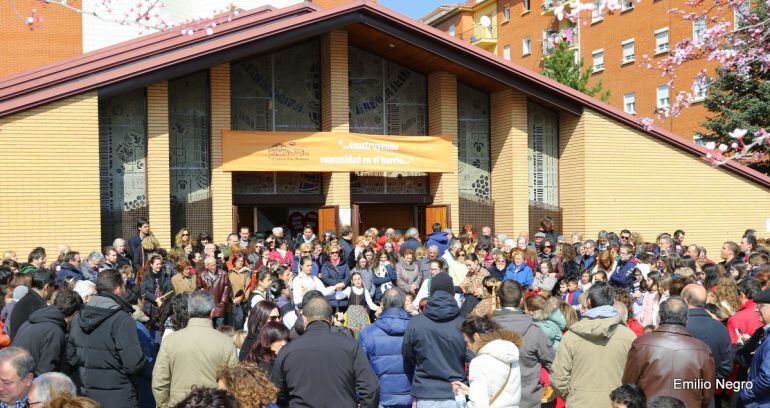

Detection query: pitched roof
xmin=1 ymin=0 xmax=768 ymax=189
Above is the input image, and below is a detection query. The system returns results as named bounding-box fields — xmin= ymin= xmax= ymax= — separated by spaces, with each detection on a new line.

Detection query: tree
xmin=542 ymin=41 xmax=610 ymax=102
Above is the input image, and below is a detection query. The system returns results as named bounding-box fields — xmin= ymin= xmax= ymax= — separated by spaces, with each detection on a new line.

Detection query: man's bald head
xmin=682 ymin=284 xmax=707 ymax=308
xmin=302 ymin=297 xmax=332 ymax=324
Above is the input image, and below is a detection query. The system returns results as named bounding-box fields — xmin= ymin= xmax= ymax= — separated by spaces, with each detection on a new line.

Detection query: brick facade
xmin=210 ymin=64 xmax=233 ymax=243
xmin=428 ymin=71 xmax=461 ymax=231
xmin=147 ymin=82 xmax=172 ymax=247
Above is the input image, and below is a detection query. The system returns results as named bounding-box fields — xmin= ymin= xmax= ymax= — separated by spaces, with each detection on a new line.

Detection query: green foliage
xmin=542 ymin=41 xmax=610 ymax=102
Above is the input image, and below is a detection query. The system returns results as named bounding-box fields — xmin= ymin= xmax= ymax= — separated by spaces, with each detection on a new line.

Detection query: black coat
xmin=687 ymin=307 xmax=734 ymax=379
xmin=270 ymin=320 xmax=379 ymax=408
xmin=128 ymin=235 xmax=144 ymax=272
xmin=402 ymin=291 xmax=467 ymax=400
xmin=58 ymin=263 xmax=86 ymax=287
xmin=8 ymin=290 xmax=46 ymax=342
xmin=12 ymin=305 xmax=68 ymax=375
xmin=66 ymin=293 xmax=146 ymax=408
xmin=140 ymin=268 xmax=173 ymax=317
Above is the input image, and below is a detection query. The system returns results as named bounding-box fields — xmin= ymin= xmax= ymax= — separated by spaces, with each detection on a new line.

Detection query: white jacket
xmin=468 ymin=332 xmax=522 ymax=408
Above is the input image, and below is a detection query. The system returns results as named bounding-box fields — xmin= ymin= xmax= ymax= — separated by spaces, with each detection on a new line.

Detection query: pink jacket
xmin=268 ymin=249 xmax=294 ymax=269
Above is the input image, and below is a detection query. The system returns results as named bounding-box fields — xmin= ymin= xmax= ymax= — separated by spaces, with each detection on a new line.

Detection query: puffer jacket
xmin=492 ymin=308 xmax=555 ymax=408
xmin=530 ymin=297 xmax=567 ymax=349
xmin=321 ymin=260 xmax=351 ymax=309
xmin=396 ymin=259 xmax=422 ymax=294
xmin=503 ymin=263 xmax=533 ymax=287
xmin=468 ymin=330 xmax=523 ymax=408
xmin=359 ymin=308 xmax=412 ymax=406
xmin=402 ymin=291 xmax=466 ymax=400
xmin=551 ymin=305 xmax=635 ymax=407
xmin=140 ymin=268 xmax=173 ymax=317
xmin=66 ymin=292 xmax=146 ymax=408
xmin=12 ymin=305 xmax=68 ymax=375
xmin=741 ymin=326 xmax=770 ymax=407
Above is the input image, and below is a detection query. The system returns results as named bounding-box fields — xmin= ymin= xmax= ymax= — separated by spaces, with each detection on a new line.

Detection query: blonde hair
xmin=217 ymin=362 xmax=278 ymax=408
xmin=232 ymin=330 xmax=247 ymax=349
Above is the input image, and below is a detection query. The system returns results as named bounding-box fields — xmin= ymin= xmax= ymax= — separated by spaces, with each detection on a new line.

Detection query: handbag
xmin=488 ymin=365 xmax=513 ymax=406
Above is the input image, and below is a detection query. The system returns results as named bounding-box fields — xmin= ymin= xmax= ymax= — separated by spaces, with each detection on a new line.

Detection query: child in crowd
xmin=562 ymin=278 xmax=582 ymax=308
xmin=526 ymin=292 xmax=566 ymax=349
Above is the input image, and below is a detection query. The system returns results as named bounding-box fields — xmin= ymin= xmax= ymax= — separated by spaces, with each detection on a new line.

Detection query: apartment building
xmin=422 ymin=0 xmax=749 ymax=139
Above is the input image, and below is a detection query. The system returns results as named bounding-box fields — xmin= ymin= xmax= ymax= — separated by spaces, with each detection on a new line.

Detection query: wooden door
xmin=352 ymin=204 xmax=360 ymax=237
xmin=232 ymin=205 xmax=240 ymax=233
xmin=425 ymin=205 xmax=450 ymax=235
xmin=318 ymin=206 xmax=339 ymax=237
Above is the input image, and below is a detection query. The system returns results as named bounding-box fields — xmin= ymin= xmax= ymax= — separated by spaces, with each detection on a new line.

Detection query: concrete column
xmin=321 ymin=29 xmax=351 ymax=221
xmin=428 ymin=71 xmax=460 ymax=230
xmin=210 ymin=64 xmax=233 ymax=242
xmin=147 ymin=82 xmax=172 ymax=247
xmin=490 ymin=89 xmax=528 ymax=236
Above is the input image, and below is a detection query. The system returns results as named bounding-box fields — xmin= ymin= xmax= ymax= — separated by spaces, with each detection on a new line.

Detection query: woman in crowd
xmin=454 ymin=315 xmax=522 ymax=408
xmin=269 ymin=239 xmax=293 ymax=269
xmin=139 ymin=254 xmax=173 ymax=319
xmin=463 ymin=253 xmax=491 ymax=299
xmin=253 ymin=248 xmax=271 ymax=271
xmin=217 ymin=362 xmax=278 ymax=408
xmin=320 ymin=245 xmax=351 ymax=313
xmin=371 ymin=250 xmax=397 ymax=304
xmin=504 ymin=249 xmax=534 ymax=288
xmin=311 ymin=242 xmax=327 ymax=273
xmin=470 ymin=275 xmax=501 ymax=318
xmin=559 ymin=244 xmax=581 ymax=281
xmin=396 ymin=249 xmax=421 ymax=296
xmin=490 ymin=253 xmax=508 ymax=281
xmin=228 ymin=252 xmax=253 ymax=329
xmin=241 ymin=300 xmax=279 ymax=361
xmin=249 ymin=267 xmax=273 ymax=308
xmin=340 ymin=271 xmax=379 ymax=333
xmin=293 ymin=256 xmax=337 ymax=306
xmin=351 ymin=253 xmax=375 ymax=297
xmin=245 ymin=321 xmax=289 ymax=373
xmin=171 ymin=259 xmax=197 ymax=295
xmin=160 ymin=293 xmax=190 ymax=339
xmin=592 ymin=250 xmax=616 ymax=278
xmin=712 ymin=276 xmax=742 ymax=318
xmin=174 ymin=228 xmax=194 ymax=249
xmin=638 ymin=271 xmax=662 ymax=327
xmin=448 ymin=248 xmax=469 ymax=287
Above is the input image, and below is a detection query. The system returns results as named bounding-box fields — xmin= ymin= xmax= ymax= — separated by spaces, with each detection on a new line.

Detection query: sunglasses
xmin=269 ymin=315 xmax=280 ymax=321
xmin=182 ymin=233 xmax=189 ymax=236
xmin=301 ymin=251 xmax=311 ymax=254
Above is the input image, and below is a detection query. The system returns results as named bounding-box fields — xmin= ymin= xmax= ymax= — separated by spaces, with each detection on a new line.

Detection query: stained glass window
xmin=458 ymin=83 xmax=492 ymax=228
xmin=528 ymin=102 xmax=559 ymax=206
xmin=99 ymin=88 xmax=148 ymax=245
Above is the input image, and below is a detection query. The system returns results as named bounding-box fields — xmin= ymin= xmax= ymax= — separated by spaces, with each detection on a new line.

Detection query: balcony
xmin=470 ymin=24 xmax=498 ymax=50
xmin=542 ymin=0 xmax=555 ymax=12
xmin=542 ymin=27 xmax=579 ymax=56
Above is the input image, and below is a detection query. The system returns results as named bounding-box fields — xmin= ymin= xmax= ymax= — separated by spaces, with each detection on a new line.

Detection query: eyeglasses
xmin=301 ymin=251 xmax=311 ymax=254
xmin=544 ymin=245 xmax=552 ymax=249
xmin=458 ymin=253 xmax=466 ymax=257
xmin=620 ymin=236 xmax=630 ymax=240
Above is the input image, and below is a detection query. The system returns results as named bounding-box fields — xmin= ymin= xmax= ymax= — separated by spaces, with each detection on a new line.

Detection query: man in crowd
xmin=580 ymin=240 xmax=597 ymax=271
xmin=417 ymin=246 xmax=441 ymax=282
xmin=152 ymin=291 xmax=238 ymax=408
xmin=102 ymin=246 xmax=119 ymax=270
xmin=426 ymin=223 xmax=450 ymax=257
xmin=66 ymin=268 xmax=145 ymax=408
xmin=197 ymin=256 xmax=231 ymax=328
xmin=359 ymin=288 xmax=412 ymax=408
xmin=80 ymin=252 xmax=103 ymax=282
xmin=740 ymin=288 xmax=770 ymax=406
xmin=221 ymin=233 xmax=240 ymax=260
xmin=12 ymin=289 xmax=82 ymax=375
xmin=27 ymin=372 xmax=77 ymax=406
xmin=623 ymin=297 xmax=715 ymax=407
xmin=113 ymin=238 xmax=132 ymax=269
xmin=728 ymin=279 xmax=764 ymax=344
xmin=9 ymin=268 xmax=55 ymax=341
xmin=492 ymin=280 xmax=555 ymax=408
xmin=271 ymin=296 xmax=379 ymax=407
xmin=682 ymin=284 xmax=733 ymax=380
xmin=609 ymin=244 xmax=638 ymax=290
xmin=400 ymin=228 xmax=421 ymax=257
xmin=402 ymin=272 xmax=465 ymax=407
xmin=128 ymin=218 xmax=151 ymax=272
xmin=57 ymin=252 xmax=84 ymax=287
xmin=294 ymin=225 xmax=318 ymax=249
xmin=0 ymin=347 xmax=34 ymax=408
xmin=552 ymin=282 xmax=635 ymax=406
xmin=20 ymin=248 xmax=46 ymax=274
xmin=721 ymin=241 xmax=742 ymax=274
xmin=339 ymin=225 xmax=354 ymax=260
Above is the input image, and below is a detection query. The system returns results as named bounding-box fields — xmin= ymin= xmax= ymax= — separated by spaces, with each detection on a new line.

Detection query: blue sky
xmin=378 ymin=0 xmax=448 ymax=19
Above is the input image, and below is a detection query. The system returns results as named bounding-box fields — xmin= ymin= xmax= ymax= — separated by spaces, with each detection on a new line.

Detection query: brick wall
xmin=147 ymin=82 xmax=172 ymax=247
xmin=210 ymin=64 xmax=233 ymax=243
xmin=0 ymin=93 xmax=100 ymax=255
xmin=0 ymin=0 xmax=83 ymax=78
xmin=321 ymin=30 xmax=351 ymax=210
xmin=428 ymin=71 xmax=460 ymax=230
xmin=558 ymin=111 xmax=586 ymax=236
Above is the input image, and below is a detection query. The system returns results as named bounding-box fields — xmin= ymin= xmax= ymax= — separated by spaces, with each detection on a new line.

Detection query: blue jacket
xmin=426 ymin=232 xmax=450 ymax=257
xmin=742 ymin=326 xmax=770 ymax=407
xmin=402 ymin=291 xmax=466 ymax=400
xmin=359 ymin=308 xmax=412 ymax=406
xmin=372 ymin=265 xmax=397 ymax=304
xmin=609 ymin=259 xmax=637 ymax=290
xmin=291 ymin=257 xmax=318 ymax=276
xmin=57 ymin=263 xmax=85 ymax=287
xmin=135 ymin=322 xmax=156 ymax=408
xmin=399 ymin=238 xmax=421 ymax=257
xmin=320 ymin=261 xmax=351 ymax=309
xmin=504 ymin=263 xmax=534 ymax=287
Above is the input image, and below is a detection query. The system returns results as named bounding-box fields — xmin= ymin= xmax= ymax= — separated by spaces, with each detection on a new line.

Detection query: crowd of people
xmin=0 ymin=216 xmax=769 ymax=407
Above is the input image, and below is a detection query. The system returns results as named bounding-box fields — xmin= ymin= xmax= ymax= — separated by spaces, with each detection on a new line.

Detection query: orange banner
xmin=221 ymin=130 xmax=454 ymax=173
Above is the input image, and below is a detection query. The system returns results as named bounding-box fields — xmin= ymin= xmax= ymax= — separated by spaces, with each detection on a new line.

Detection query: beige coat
xmin=170 ymin=273 xmax=197 ymax=295
xmin=151 ymin=318 xmax=238 ymax=407
xmin=551 ymin=312 xmax=636 ymax=407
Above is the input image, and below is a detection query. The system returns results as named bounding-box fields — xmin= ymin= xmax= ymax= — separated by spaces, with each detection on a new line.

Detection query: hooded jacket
xmin=57 ymin=262 xmax=85 ymax=287
xmin=492 ymin=308 xmax=555 ymax=408
xmin=426 ymin=232 xmax=450 ymax=257
xmin=402 ymin=291 xmax=466 ymax=400
xmin=468 ymin=330 xmax=523 ymax=408
xmin=529 ymin=297 xmax=567 ymax=349
xmin=359 ymin=308 xmax=412 ymax=406
xmin=66 ymin=292 xmax=146 ymax=408
xmin=609 ymin=259 xmax=637 ymax=290
xmin=551 ymin=306 xmax=635 ymax=407
xmin=8 ymin=289 xmax=45 ymax=342
xmin=12 ymin=305 xmax=69 ymax=375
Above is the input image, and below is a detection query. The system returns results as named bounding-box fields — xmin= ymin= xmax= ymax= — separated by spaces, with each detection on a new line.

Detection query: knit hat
xmin=430 ymin=272 xmax=454 ymax=296
xmin=12 ymin=286 xmax=28 ymax=301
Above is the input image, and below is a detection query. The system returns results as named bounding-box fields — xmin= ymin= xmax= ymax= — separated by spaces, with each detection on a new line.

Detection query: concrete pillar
xmin=210 ymin=64 xmax=233 ymax=242
xmin=490 ymin=89 xmax=529 ymax=236
xmin=428 ymin=71 xmax=460 ymax=230
xmin=146 ymin=82 xmax=172 ymax=247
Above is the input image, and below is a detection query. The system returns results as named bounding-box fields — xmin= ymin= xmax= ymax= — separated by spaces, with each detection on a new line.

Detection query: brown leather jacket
xmin=196 ymin=268 xmax=231 ymax=318
xmin=622 ymin=324 xmax=716 ymax=407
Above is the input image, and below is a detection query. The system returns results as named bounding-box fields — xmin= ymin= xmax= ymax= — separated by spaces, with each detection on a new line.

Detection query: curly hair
xmin=714 ymin=276 xmax=742 ymax=317
xmin=45 ymin=394 xmax=100 ymax=408
xmin=174 ymin=387 xmax=239 ymax=408
xmin=217 ymin=362 xmax=277 ymax=408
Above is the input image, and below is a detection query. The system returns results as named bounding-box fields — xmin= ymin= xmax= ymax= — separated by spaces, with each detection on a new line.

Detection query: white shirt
xmin=340 ymin=286 xmax=379 ymax=311
xmin=292 ymin=272 xmax=336 ymax=305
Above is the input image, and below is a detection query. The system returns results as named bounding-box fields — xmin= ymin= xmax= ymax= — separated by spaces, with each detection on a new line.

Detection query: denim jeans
xmin=415 ymin=399 xmax=464 ymax=408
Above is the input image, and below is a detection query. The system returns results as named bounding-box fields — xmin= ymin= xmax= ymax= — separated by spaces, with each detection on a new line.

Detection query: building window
xmin=528 ymin=102 xmax=559 ymax=206
xmin=503 ymin=44 xmax=511 ymax=60
xmin=622 ymin=39 xmax=635 ymax=63
xmin=657 ymin=84 xmax=670 ymax=108
xmin=504 ymin=5 xmax=511 ymax=20
xmin=655 ymin=28 xmax=669 ymax=53
xmin=523 ymin=36 xmax=532 ymax=55
xmin=624 ymin=92 xmax=636 ymax=114
xmin=524 ymin=0 xmax=530 ymax=12
xmin=450 ymin=23 xmax=456 ymax=37
xmin=169 ymin=71 xmax=213 ymax=239
xmin=622 ymin=0 xmax=634 ymax=11
xmin=458 ymin=83 xmax=492 ymax=227
xmin=592 ymin=49 xmax=604 ymax=72
xmin=735 ymin=0 xmax=750 ymax=28
xmin=99 ymin=88 xmax=148 ymax=245
xmin=693 ymin=17 xmax=706 ymax=42
xmin=591 ymin=0 xmax=603 ymax=22
xmin=692 ymin=77 xmax=709 ymax=101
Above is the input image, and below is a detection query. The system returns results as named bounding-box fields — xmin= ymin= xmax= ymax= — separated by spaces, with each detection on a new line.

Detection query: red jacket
xmin=627 ymin=317 xmax=645 ymax=336
xmin=727 ymin=299 xmax=763 ymax=344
